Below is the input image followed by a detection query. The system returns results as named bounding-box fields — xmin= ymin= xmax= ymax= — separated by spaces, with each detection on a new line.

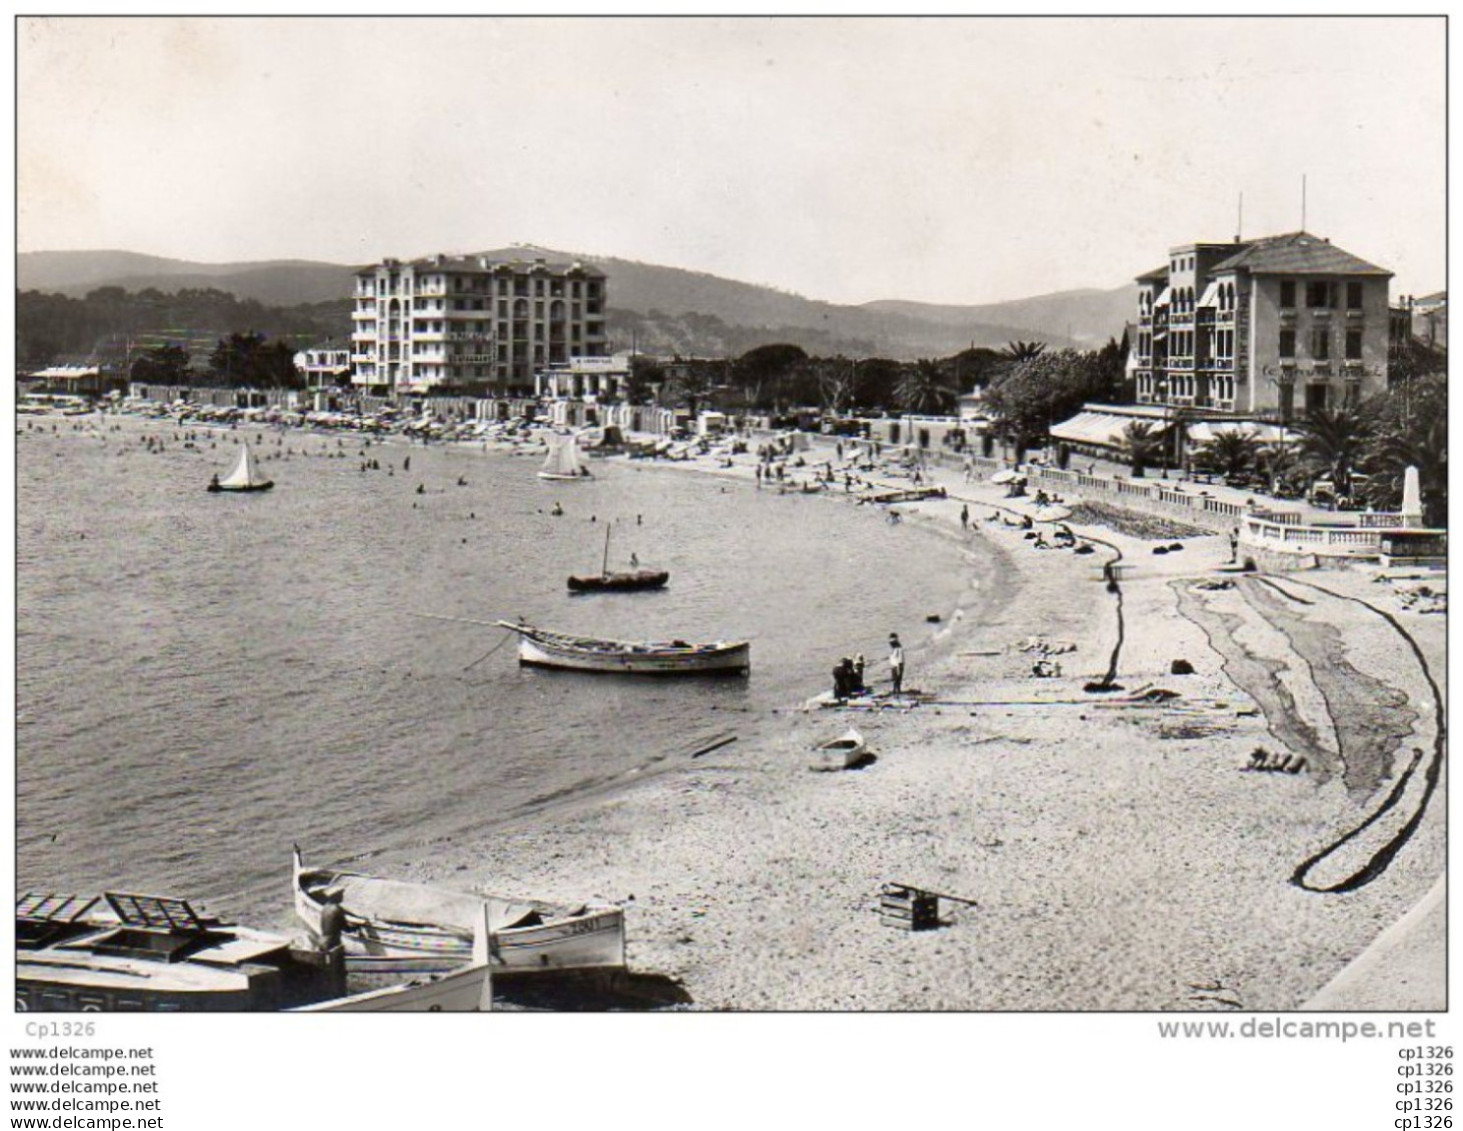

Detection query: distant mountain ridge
xmin=19 ymin=248 xmax=1136 ymax=360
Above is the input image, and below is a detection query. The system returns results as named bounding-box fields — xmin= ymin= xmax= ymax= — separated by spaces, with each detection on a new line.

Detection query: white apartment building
xmin=351 ymin=250 xmax=608 ymax=395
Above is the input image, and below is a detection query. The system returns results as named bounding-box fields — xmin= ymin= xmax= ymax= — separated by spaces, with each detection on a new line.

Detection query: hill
xmin=19 ymin=248 xmax=1135 ymax=360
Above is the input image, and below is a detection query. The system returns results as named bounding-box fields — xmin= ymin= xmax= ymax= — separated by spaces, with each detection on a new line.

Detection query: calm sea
xmin=16 ymin=415 xmax=983 ymax=930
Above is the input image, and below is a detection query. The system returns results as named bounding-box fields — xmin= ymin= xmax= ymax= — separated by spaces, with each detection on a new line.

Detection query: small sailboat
xmin=568 ymin=524 xmax=669 ymax=593
xmin=538 ymin=434 xmax=591 ymax=481
xmin=810 ymin=728 xmax=867 ymax=771
xmin=207 ymin=442 xmax=274 ymax=493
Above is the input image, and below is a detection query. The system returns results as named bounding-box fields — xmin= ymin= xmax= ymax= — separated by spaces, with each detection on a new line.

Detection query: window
xmin=1347 ymin=282 xmax=1364 ymax=310
xmin=1279 ymin=329 xmax=1296 ymax=357
xmin=1345 ymin=328 xmax=1363 ymax=360
xmin=1280 ymin=281 xmax=1296 ymax=309
xmin=1311 ymin=326 xmax=1330 ymax=360
xmin=1306 ymin=281 xmax=1330 ymax=308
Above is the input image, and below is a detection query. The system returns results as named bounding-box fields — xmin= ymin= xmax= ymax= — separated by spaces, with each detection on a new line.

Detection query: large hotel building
xmin=1130 ymin=231 xmax=1392 ymax=421
xmin=351 ymin=251 xmax=608 ymax=395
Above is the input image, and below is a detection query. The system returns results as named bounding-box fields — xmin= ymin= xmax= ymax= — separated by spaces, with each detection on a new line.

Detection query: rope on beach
xmin=463 ymin=631 xmax=515 ymax=671
xmin=1266 ymin=578 xmax=1447 ymax=894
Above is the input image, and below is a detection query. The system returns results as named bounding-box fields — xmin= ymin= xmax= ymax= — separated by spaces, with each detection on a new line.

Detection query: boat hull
xmin=810 ymin=729 xmax=866 ymax=771
xmin=292 ymin=961 xmax=491 ymax=1012
xmin=294 ymin=853 xmax=627 ymax=977
xmin=208 ymin=482 xmax=274 ymax=493
xmin=567 ymin=570 xmax=670 ymax=593
xmin=516 ymin=633 xmax=749 ymax=675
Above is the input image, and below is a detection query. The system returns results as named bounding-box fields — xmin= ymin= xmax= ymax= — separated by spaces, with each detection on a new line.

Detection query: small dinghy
xmin=810 ymin=727 xmax=866 ymax=771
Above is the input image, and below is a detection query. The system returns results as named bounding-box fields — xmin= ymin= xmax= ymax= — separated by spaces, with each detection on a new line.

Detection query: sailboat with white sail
xmin=207 ymin=442 xmax=274 ymax=493
xmin=538 ymin=434 xmax=591 ymax=481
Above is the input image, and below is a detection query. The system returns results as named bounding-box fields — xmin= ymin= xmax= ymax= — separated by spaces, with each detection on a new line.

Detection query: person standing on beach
xmin=960 ymin=503 xmax=969 ymax=531
xmin=888 ymin=633 xmax=905 ymax=696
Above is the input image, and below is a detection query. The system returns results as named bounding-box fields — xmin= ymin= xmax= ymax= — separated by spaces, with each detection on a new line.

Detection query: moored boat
xmin=810 ymin=727 xmax=867 ymax=771
xmin=568 ymin=569 xmax=670 ymax=593
xmin=568 ymin=524 xmax=669 ymax=592
xmin=495 ymin=620 xmax=750 ymax=675
xmin=293 ymin=848 xmax=626 ymax=977
xmin=16 ymin=891 xmax=344 ymax=1012
xmin=208 ymin=442 xmax=273 ymax=493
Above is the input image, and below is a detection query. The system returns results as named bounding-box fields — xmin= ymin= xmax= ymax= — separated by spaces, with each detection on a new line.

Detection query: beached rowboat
xmin=18 ymin=890 xmax=493 ymax=1012
xmin=495 ymin=621 xmax=750 ymax=675
xmin=293 ymin=848 xmax=626 ymax=976
xmin=810 ymin=728 xmax=866 ymax=771
xmin=291 ymin=906 xmax=492 ymax=1012
xmin=16 ymin=891 xmax=344 ymax=1012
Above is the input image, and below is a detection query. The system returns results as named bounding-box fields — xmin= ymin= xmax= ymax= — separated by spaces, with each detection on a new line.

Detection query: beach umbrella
xmin=1034 ymin=504 xmax=1072 ymax=523
xmin=990 ymin=469 xmax=1018 ymax=484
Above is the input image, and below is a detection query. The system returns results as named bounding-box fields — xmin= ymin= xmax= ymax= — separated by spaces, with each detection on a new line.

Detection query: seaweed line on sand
xmin=1258 ymin=577 xmax=1446 ymax=895
xmin=1243 ymin=579 xmax=1416 ymax=798
xmin=1171 ymin=581 xmax=1334 ymax=776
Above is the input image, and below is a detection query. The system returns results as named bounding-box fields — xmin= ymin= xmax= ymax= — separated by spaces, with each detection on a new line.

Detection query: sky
xmin=16 ymin=15 xmax=1447 ymax=306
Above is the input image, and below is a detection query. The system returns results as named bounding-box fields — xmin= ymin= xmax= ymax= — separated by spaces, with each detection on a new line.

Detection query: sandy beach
xmin=120 ymin=420 xmax=1438 ymax=1012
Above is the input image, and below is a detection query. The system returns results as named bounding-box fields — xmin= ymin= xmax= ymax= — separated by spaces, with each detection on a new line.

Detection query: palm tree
xmin=1292 ymin=405 xmax=1372 ymax=497
xmin=896 ymin=358 xmax=955 ymax=416
xmin=1366 ymin=411 xmax=1447 ymax=527
xmin=1115 ymin=420 xmax=1163 ymax=478
xmin=1000 ymin=340 xmax=1047 ymax=363
xmin=1257 ymin=440 xmax=1303 ymax=498
xmin=1196 ymin=429 xmax=1263 ymax=480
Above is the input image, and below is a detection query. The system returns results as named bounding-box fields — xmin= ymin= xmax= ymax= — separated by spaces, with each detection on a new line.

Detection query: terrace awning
xmin=1050 ymin=410 xmax=1168 ymax=449
xmin=1186 ymin=420 xmax=1290 ymax=445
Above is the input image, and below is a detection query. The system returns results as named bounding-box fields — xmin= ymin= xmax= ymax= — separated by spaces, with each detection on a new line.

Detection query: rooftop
xmin=356 ymin=249 xmax=604 ymax=277
xmin=1210 ymin=231 xmax=1392 ymax=277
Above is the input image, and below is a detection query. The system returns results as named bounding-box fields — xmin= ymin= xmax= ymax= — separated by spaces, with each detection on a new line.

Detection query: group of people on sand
xmin=830 ymin=632 xmax=905 ymax=702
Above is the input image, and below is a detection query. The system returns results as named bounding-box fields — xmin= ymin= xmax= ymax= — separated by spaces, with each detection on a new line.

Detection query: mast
xmin=602 ymin=523 xmax=612 ymax=577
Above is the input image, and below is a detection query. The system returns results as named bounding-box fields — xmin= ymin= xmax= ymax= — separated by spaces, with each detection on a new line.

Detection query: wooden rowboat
xmin=293 ymin=848 xmax=626 ymax=977
xmin=568 ymin=525 xmax=668 ymax=592
xmin=16 ymin=891 xmax=344 ymax=1012
xmin=494 ymin=620 xmax=750 ymax=676
xmin=292 ymin=903 xmax=492 ymax=1012
xmin=810 ymin=728 xmax=867 ymax=771
xmin=567 ymin=569 xmax=670 ymax=593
